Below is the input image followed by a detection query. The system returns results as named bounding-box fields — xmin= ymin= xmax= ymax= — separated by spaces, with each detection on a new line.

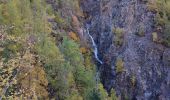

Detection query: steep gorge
xmin=0 ymin=0 xmax=169 ymax=99
xmin=80 ymin=0 xmax=170 ymax=99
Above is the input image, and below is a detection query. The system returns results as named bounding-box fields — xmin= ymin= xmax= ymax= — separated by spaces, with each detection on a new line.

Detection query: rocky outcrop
xmin=80 ymin=0 xmax=170 ymax=99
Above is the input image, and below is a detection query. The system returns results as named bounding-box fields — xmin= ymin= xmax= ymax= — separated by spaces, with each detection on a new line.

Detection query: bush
xmin=130 ymin=75 xmax=136 ymax=87
xmin=108 ymin=89 xmax=118 ymax=100
xmin=149 ymin=0 xmax=170 ymax=46
xmin=54 ymin=12 xmax=65 ymax=25
xmin=113 ymin=27 xmax=124 ymax=46
xmin=136 ymin=25 xmax=145 ymax=36
xmin=115 ymin=58 xmax=124 ymax=73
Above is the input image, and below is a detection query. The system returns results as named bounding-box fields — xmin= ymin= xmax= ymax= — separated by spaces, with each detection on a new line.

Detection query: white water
xmin=86 ymin=27 xmax=103 ymax=64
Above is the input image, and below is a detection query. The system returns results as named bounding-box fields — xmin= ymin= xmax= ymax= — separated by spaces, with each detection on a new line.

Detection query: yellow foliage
xmin=17 ymin=50 xmax=49 ymax=99
xmin=113 ymin=27 xmax=124 ymax=37
xmin=67 ymin=72 xmax=75 ymax=86
xmin=0 ymin=47 xmax=48 ymax=99
xmin=0 ymin=57 xmax=19 ymax=98
xmin=0 ymin=0 xmax=50 ymax=99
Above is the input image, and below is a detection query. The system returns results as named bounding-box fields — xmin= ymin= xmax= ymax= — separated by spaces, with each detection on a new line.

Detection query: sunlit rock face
xmin=80 ymin=0 xmax=170 ymax=99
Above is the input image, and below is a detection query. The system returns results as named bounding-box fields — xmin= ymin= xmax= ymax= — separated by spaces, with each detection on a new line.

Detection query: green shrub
xmin=137 ymin=25 xmax=145 ymax=36
xmin=130 ymin=75 xmax=136 ymax=87
xmin=113 ymin=27 xmax=124 ymax=46
xmin=60 ymin=37 xmax=95 ymax=88
xmin=109 ymin=89 xmax=118 ymax=100
xmin=149 ymin=0 xmax=170 ymax=46
xmin=115 ymin=58 xmax=124 ymax=73
xmin=165 ymin=1 xmax=170 ymax=19
xmin=155 ymin=14 xmax=166 ymax=26
xmin=54 ymin=12 xmax=65 ymax=25
xmin=46 ymin=5 xmax=54 ymax=15
xmin=1 ymin=40 xmax=22 ymax=62
xmin=114 ymin=28 xmax=123 ymax=37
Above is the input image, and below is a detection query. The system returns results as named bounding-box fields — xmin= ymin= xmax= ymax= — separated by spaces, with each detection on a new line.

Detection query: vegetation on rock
xmin=148 ymin=0 xmax=170 ymax=46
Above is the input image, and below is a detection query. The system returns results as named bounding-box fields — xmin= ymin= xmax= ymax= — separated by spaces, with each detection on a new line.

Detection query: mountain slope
xmin=0 ymin=0 xmax=170 ymax=100
xmin=81 ymin=0 xmax=170 ymax=99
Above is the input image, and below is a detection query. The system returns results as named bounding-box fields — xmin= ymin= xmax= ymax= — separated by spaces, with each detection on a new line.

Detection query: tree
xmin=60 ymin=37 xmax=96 ymax=99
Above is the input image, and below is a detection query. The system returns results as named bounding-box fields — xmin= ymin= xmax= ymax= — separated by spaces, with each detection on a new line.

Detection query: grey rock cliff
xmin=81 ymin=0 xmax=170 ymax=99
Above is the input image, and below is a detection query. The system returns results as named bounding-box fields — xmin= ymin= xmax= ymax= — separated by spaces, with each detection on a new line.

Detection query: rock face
xmin=80 ymin=0 xmax=170 ymax=99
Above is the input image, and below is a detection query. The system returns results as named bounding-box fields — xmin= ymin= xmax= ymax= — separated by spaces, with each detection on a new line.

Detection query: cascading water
xmin=86 ymin=26 xmax=103 ymax=64
xmin=86 ymin=25 xmax=103 ymax=90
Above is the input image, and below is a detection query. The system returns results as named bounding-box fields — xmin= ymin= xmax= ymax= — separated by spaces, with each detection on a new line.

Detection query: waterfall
xmin=86 ymin=26 xmax=103 ymax=90
xmin=86 ymin=27 xmax=103 ymax=64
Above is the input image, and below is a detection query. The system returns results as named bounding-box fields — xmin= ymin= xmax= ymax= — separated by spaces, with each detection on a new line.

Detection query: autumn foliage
xmin=68 ymin=31 xmax=80 ymax=41
xmin=0 ymin=0 xmax=118 ymax=99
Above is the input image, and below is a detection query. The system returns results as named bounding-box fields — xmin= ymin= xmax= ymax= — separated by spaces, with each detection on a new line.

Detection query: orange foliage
xmin=68 ymin=31 xmax=79 ymax=41
xmin=80 ymin=47 xmax=88 ymax=54
xmin=72 ymin=15 xmax=80 ymax=29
